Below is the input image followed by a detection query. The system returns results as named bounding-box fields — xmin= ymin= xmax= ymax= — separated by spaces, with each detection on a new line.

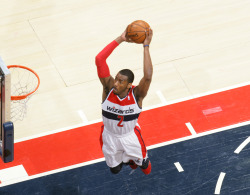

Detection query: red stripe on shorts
xmin=134 ymin=126 xmax=147 ymax=158
xmin=100 ymin=125 xmax=104 ymax=148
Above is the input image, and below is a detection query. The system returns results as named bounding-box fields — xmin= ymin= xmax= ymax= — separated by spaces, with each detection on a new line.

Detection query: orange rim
xmin=7 ymin=65 xmax=40 ymax=101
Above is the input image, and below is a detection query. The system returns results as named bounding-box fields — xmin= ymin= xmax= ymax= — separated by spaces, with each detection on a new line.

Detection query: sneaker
xmin=129 ymin=160 xmax=138 ymax=170
xmin=141 ymin=160 xmax=151 ymax=175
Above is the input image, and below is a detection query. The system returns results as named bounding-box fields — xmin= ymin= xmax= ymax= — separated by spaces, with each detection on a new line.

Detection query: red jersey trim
xmin=107 ymin=87 xmax=136 ymax=106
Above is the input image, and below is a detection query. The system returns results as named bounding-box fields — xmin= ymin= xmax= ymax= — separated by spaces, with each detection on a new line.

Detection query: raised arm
xmin=134 ymin=29 xmax=153 ymax=107
xmin=95 ymin=40 xmax=118 ymax=98
xmin=95 ymin=29 xmax=129 ymax=100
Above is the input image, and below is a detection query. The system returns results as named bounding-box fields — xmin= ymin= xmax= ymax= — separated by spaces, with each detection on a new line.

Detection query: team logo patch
xmin=135 ymin=158 xmax=141 ymax=164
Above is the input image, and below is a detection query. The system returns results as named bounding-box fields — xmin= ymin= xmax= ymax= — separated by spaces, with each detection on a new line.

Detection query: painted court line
xmin=214 ymin=172 xmax=226 ymax=194
xmin=147 ymin=120 xmax=250 ymax=150
xmin=234 ymin=136 xmax=250 ymax=154
xmin=147 ymin=82 xmax=250 ymax=111
xmin=191 ymin=81 xmax=250 ymax=99
xmin=156 ymin=90 xmax=167 ymax=104
xmin=77 ymin=110 xmax=88 ymax=123
xmin=174 ymin=162 xmax=184 ymax=172
xmin=202 ymin=106 xmax=222 ymax=116
xmin=0 ymin=165 xmax=28 ymax=184
xmin=185 ymin=122 xmax=197 ymax=135
xmin=0 ymin=158 xmax=105 ymax=187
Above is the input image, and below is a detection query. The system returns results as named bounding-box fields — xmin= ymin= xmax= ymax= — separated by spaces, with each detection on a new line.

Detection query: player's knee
xmin=110 ymin=163 xmax=122 ymax=174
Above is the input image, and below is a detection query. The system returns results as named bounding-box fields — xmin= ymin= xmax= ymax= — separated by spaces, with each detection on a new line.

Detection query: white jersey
xmin=102 ymin=86 xmax=142 ymax=136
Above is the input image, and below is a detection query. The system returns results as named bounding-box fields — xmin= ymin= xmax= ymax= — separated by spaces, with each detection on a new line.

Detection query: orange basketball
xmin=127 ymin=20 xmax=150 ymax=44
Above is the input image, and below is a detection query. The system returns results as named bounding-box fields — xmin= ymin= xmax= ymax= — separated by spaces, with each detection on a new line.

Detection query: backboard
xmin=0 ymin=56 xmax=13 ymax=163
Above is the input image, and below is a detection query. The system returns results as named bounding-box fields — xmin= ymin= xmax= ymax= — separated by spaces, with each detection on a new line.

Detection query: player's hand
xmin=143 ymin=28 xmax=153 ymax=46
xmin=116 ymin=26 xmax=133 ymax=44
xmin=121 ymin=26 xmax=133 ymax=43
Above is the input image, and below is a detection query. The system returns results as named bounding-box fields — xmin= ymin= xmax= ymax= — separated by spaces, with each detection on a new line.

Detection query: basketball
xmin=127 ymin=20 xmax=150 ymax=43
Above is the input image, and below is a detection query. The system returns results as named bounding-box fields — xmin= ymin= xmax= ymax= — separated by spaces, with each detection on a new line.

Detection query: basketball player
xmin=95 ymin=27 xmax=153 ymax=175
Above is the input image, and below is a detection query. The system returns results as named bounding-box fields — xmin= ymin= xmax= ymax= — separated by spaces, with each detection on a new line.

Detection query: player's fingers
xmin=126 ymin=36 xmax=133 ymax=42
xmin=149 ymin=28 xmax=153 ymax=36
xmin=146 ymin=28 xmax=152 ymax=39
xmin=145 ymin=30 xmax=149 ymax=38
xmin=125 ymin=26 xmax=129 ymax=33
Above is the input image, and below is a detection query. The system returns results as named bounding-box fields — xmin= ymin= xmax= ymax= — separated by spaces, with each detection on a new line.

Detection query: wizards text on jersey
xmin=102 ymin=86 xmax=142 ymax=135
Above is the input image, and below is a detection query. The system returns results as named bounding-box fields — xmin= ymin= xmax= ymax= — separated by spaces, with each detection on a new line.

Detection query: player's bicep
xmin=135 ymin=77 xmax=152 ymax=99
xmin=100 ymin=76 xmax=114 ymax=95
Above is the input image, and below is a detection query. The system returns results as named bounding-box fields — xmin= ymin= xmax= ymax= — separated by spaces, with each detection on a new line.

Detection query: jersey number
xmin=117 ymin=115 xmax=124 ymax=127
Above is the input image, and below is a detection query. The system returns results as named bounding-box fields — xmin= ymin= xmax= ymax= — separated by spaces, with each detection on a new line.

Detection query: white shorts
xmin=101 ymin=125 xmax=148 ymax=168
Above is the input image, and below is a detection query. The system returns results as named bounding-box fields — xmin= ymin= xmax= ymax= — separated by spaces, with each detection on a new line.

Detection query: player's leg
xmin=121 ymin=126 xmax=151 ymax=174
xmin=101 ymin=128 xmax=123 ymax=174
xmin=134 ymin=126 xmax=151 ymax=174
xmin=110 ymin=162 xmax=123 ymax=174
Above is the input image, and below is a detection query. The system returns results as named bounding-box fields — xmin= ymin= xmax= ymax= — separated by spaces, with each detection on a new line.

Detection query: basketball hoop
xmin=7 ymin=65 xmax=40 ymax=121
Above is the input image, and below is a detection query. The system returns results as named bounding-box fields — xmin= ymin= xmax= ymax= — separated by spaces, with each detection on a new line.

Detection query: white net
xmin=8 ymin=66 xmax=40 ymax=121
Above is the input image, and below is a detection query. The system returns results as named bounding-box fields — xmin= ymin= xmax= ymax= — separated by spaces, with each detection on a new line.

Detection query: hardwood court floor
xmin=0 ymin=1 xmax=250 ymax=141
